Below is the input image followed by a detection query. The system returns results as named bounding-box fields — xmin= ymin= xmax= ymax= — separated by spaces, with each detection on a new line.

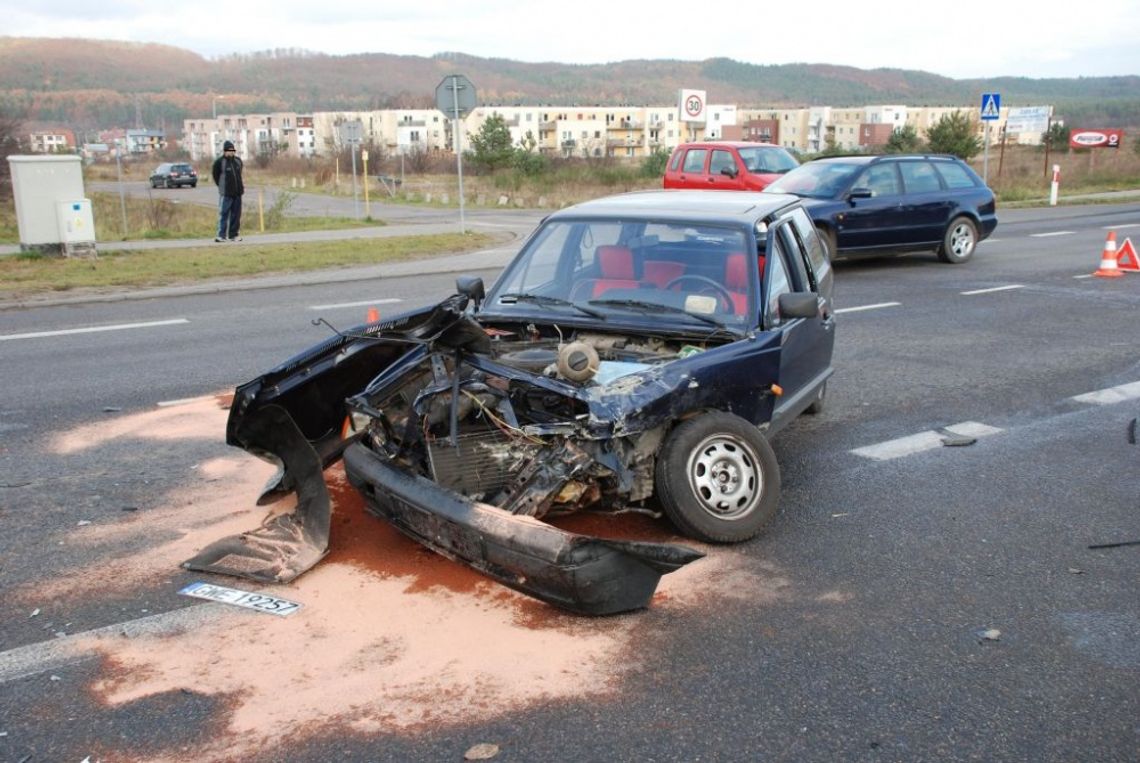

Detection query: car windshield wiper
xmin=497 ymin=292 xmax=606 ymax=319
xmin=588 ymin=298 xmax=727 ymax=329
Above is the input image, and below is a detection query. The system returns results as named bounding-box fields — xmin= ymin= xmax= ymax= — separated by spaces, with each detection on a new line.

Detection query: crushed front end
xmin=184 ymin=295 xmax=746 ymax=614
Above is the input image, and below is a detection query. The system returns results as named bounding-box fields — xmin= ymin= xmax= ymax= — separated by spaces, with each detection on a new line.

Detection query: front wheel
xmin=655 ymin=412 xmax=781 ymax=542
xmin=938 ymin=216 xmax=978 ymax=263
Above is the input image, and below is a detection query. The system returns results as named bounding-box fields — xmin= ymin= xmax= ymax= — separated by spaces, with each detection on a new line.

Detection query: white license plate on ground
xmin=179 ymin=582 xmax=301 ymax=617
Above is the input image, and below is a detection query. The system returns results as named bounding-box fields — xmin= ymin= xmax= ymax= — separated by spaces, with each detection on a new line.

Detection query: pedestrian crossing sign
xmin=980 ymin=93 xmax=1001 ymax=121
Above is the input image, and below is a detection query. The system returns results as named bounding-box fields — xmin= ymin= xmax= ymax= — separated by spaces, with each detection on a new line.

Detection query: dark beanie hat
xmin=223 ymin=140 xmax=235 ymax=151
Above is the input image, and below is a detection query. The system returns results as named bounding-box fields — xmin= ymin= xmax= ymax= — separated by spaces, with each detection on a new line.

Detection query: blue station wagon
xmin=764 ymin=154 xmax=998 ymax=264
xmin=185 ymin=191 xmax=837 ymax=615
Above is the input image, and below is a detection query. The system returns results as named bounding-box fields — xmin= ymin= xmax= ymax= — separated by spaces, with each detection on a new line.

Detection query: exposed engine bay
xmin=345 ymin=329 xmax=705 ymax=522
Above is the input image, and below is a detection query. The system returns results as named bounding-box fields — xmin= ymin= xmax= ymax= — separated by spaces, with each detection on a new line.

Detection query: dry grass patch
xmin=0 ymin=232 xmax=494 ymax=297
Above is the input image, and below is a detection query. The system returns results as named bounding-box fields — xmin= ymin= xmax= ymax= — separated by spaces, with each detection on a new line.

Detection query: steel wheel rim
xmin=950 ymin=223 xmax=975 ymax=258
xmin=686 ymin=434 xmax=763 ymax=520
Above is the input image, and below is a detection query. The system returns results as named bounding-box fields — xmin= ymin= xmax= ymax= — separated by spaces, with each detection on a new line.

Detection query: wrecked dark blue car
xmin=185 ymin=191 xmax=836 ymax=614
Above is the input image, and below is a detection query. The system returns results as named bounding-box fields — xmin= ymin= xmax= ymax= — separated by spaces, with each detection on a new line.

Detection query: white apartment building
xmin=182 ymin=102 xmax=1021 ymax=163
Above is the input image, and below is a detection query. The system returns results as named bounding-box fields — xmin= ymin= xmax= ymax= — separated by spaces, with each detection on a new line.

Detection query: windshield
xmin=486 ymin=219 xmax=757 ymax=328
xmin=738 ymin=146 xmax=799 ymax=174
xmin=764 ymin=162 xmax=863 ymax=199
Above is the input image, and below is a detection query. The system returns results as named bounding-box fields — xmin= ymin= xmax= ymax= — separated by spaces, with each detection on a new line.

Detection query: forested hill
xmin=1 ymin=36 xmax=1137 ymax=133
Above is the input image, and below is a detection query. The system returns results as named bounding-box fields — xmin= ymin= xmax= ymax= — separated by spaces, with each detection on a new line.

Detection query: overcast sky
xmin=4 ymin=0 xmax=1139 ymax=80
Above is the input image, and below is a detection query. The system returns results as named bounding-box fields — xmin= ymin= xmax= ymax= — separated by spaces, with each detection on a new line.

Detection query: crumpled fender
xmin=183 ymin=404 xmax=331 ymax=583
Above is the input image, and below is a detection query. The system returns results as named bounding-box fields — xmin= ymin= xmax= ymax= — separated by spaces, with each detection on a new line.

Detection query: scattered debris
xmin=1088 ymin=540 xmax=1140 ymax=550
xmin=831 ymin=512 xmax=850 ymax=518
xmin=102 ymin=406 xmax=123 ymax=413
xmin=29 ymin=608 xmax=40 ymax=618
xmin=937 ymin=427 xmax=977 ymax=447
xmin=121 ymin=506 xmax=139 ymax=512
xmin=979 ymin=628 xmax=1002 ymax=642
xmin=1068 ymin=568 xmax=1084 ymax=575
xmin=465 ymin=743 xmax=501 ymax=760
xmin=76 ymin=520 xmax=92 ymax=527
xmin=49 ymin=674 xmax=61 ymax=681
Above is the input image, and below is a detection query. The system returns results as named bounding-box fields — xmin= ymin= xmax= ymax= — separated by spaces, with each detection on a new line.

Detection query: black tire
xmin=804 ymin=381 xmax=826 ymax=415
xmin=655 ymin=412 xmax=781 ymax=542
xmin=938 ymin=216 xmax=978 ymax=263
xmin=164 ymin=178 xmax=173 ymax=189
xmin=190 ymin=182 xmax=197 ymax=189
xmin=151 ymin=180 xmax=158 ymax=188
xmin=816 ymin=225 xmax=837 ymax=263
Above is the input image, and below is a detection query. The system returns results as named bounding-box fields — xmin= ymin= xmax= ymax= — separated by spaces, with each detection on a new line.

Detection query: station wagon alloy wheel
xmin=939 ymin=216 xmax=978 ymax=263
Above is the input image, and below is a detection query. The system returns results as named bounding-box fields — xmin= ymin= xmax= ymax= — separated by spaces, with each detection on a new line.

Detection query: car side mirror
xmin=456 ymin=276 xmax=485 ymax=309
xmin=847 ymin=187 xmax=873 ymax=202
xmin=720 ymin=165 xmax=739 ymax=179
xmin=777 ymin=292 xmax=819 ymax=320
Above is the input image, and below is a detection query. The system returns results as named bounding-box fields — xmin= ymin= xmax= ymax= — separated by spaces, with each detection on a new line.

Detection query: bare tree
xmin=0 ymin=108 xmax=28 ymax=199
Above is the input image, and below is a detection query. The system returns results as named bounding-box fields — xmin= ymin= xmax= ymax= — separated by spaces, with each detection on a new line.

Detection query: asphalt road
xmin=0 ymin=202 xmax=1137 ymax=762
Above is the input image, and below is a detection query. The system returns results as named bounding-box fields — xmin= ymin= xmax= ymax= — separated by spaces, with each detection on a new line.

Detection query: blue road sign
xmin=980 ymin=93 xmax=1001 ymax=121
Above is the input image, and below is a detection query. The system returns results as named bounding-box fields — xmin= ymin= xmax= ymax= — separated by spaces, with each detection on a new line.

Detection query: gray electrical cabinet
xmin=7 ymin=154 xmax=95 ymax=255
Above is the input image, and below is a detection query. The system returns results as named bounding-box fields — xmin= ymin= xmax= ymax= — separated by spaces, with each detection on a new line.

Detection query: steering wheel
xmin=663 ymin=275 xmax=735 ymax=312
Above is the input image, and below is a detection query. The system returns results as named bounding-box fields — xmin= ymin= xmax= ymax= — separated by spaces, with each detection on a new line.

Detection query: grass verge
xmin=0 ymin=232 xmax=495 ymax=298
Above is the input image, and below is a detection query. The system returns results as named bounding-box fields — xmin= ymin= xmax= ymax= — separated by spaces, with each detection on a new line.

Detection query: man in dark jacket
xmin=211 ymin=140 xmax=245 ymax=241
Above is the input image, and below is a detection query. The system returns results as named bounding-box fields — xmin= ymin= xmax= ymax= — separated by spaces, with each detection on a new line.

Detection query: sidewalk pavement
xmin=0 ymin=217 xmax=508 ymax=257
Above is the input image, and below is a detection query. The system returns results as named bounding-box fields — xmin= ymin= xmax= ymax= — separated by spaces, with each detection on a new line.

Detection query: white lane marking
xmin=0 ymin=318 xmax=189 ymax=342
xmin=834 ymin=302 xmax=901 ymax=315
xmin=961 ymin=284 xmax=1025 ymax=295
xmin=1071 ymin=380 xmax=1140 ymax=405
xmin=309 ymin=298 xmax=402 ymax=310
xmin=1104 ymin=224 xmax=1140 ymax=230
xmin=1030 ymin=231 xmax=1075 ymax=238
xmin=851 ymin=421 xmax=1003 ymax=461
xmin=157 ymin=395 xmax=217 ymax=408
xmin=0 ymin=604 xmax=224 ymax=684
xmin=1073 ymin=274 xmax=1095 ymax=280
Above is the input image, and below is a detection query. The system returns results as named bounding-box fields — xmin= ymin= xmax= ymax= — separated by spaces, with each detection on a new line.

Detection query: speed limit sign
xmin=678 ymin=89 xmax=707 ymax=124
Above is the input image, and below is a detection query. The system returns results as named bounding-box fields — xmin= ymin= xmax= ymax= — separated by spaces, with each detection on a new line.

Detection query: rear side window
xmin=899 ymin=161 xmax=943 ymax=193
xmin=860 ymin=164 xmax=901 ymax=196
xmin=935 ymin=162 xmax=979 ymax=189
xmin=787 ymin=207 xmax=828 ymax=284
xmin=682 ymin=149 xmax=707 ymax=174
xmin=668 ymin=149 xmax=684 ymax=172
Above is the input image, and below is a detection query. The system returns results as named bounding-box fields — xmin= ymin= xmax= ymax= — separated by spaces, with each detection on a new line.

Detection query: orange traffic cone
xmin=366 ymin=306 xmax=379 ymax=322
xmin=1094 ymin=231 xmax=1124 ymax=278
xmin=1116 ymin=237 xmax=1140 ymax=272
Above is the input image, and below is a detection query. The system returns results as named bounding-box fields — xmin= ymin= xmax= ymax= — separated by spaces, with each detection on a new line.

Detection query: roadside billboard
xmin=1004 ymin=106 xmax=1052 ymax=135
xmin=1069 ymin=128 xmax=1124 ymax=149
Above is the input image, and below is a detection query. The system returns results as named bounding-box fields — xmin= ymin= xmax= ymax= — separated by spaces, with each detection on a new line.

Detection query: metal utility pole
xmin=114 ymin=140 xmax=128 ymax=239
xmin=435 ymin=75 xmax=477 ymax=235
xmin=453 ymin=82 xmax=466 ymax=234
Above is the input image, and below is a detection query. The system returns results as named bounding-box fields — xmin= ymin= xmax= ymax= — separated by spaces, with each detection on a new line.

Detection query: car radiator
xmin=427 ymin=428 xmax=515 ymax=499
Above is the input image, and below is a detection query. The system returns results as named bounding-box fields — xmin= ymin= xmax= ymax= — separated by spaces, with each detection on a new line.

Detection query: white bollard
xmin=1049 ymin=164 xmax=1060 ymax=206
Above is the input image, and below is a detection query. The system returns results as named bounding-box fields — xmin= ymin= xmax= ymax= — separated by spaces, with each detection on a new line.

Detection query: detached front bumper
xmin=343 ymin=443 xmax=703 ymax=615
